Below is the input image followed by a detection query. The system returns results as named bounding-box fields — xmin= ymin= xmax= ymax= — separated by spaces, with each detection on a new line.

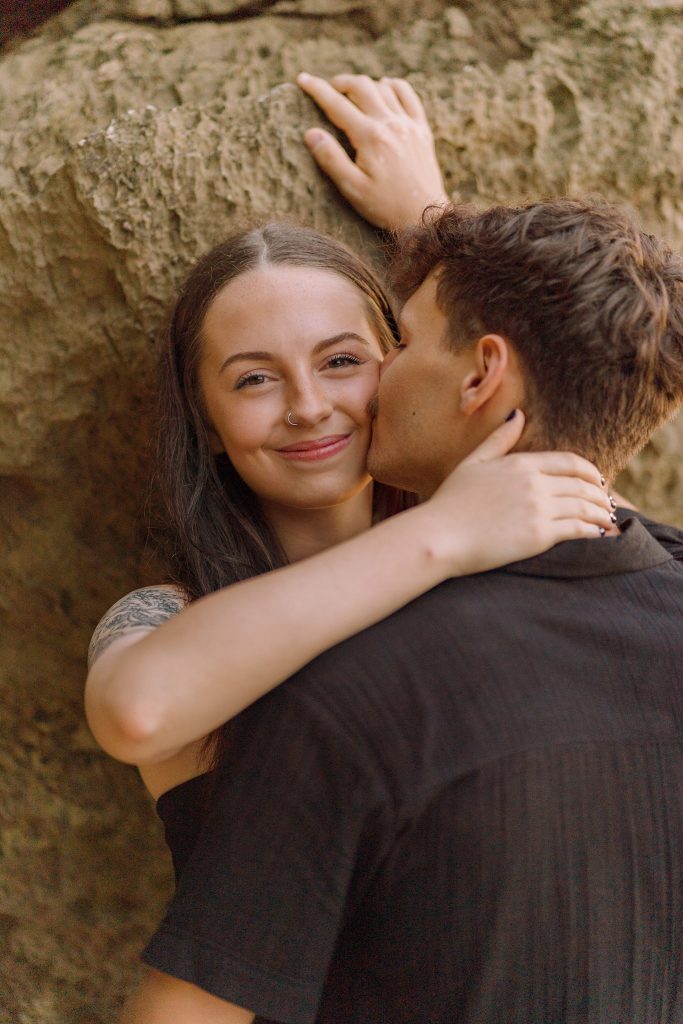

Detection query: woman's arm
xmin=119 ymin=968 xmax=253 ymax=1024
xmin=87 ymin=585 xmax=187 ymax=670
xmin=85 ymin=412 xmax=612 ymax=767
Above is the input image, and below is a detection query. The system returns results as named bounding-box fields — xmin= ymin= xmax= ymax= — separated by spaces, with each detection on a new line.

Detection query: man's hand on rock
xmin=297 ymin=72 xmax=449 ymax=231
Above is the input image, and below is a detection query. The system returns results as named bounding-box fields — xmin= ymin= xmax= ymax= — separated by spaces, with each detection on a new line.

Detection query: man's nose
xmin=288 ymin=377 xmax=334 ymax=426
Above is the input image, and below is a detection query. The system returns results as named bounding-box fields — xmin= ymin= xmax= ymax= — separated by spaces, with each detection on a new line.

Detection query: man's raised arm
xmin=297 ymin=72 xmax=449 ymax=230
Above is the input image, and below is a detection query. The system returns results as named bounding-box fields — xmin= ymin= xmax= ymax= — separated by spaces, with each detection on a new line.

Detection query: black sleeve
xmin=142 ymin=684 xmax=391 ymax=1024
xmin=627 ymin=509 xmax=683 ymax=561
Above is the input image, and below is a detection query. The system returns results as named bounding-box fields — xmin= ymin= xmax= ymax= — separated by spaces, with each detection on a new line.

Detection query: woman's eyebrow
xmin=219 ymin=350 xmax=272 ymax=374
xmin=313 ymin=332 xmax=372 ymax=354
xmin=218 ymin=332 xmax=371 ymax=374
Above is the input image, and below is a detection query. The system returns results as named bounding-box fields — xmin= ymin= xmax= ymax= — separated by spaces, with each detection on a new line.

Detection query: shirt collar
xmin=503 ymin=514 xmax=673 ymax=580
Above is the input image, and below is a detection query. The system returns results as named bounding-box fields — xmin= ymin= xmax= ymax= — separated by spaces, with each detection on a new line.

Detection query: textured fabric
xmin=156 ymin=772 xmax=216 ymax=884
xmin=145 ymin=515 xmax=683 ymax=1024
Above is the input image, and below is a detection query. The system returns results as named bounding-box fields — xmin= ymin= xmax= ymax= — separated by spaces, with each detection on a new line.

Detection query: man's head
xmin=368 ymin=198 xmax=683 ymax=496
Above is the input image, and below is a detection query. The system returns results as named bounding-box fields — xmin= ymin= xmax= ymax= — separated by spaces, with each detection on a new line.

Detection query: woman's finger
xmin=513 ymin=450 xmax=606 ymax=489
xmin=547 ymin=477 xmax=613 ymax=513
xmin=548 ymin=497 xmax=613 ymax=529
xmin=386 ymin=77 xmax=428 ymax=120
xmin=297 ymin=73 xmax=368 ymax=144
xmin=303 ymin=128 xmax=367 ymax=200
xmin=547 ymin=519 xmax=610 ymax=543
xmin=330 ymin=73 xmax=391 ymax=117
xmin=459 ymin=410 xmax=526 ymax=464
xmin=610 ymin=488 xmax=638 ymax=510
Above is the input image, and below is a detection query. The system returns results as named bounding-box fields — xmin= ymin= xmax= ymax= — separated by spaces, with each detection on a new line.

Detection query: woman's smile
xmin=277 ymin=433 xmax=353 ymax=462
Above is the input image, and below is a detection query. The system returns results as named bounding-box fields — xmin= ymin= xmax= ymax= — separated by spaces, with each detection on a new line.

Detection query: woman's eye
xmin=326 ymin=353 xmax=362 ymax=369
xmin=235 ymin=373 xmax=269 ymax=389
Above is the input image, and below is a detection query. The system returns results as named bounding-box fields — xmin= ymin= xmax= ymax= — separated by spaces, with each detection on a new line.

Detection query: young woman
xmin=85 ymin=216 xmax=613 ymax=807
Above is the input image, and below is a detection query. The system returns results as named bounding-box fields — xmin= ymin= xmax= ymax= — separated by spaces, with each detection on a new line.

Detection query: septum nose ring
xmin=286 ymin=411 xmax=299 ymax=427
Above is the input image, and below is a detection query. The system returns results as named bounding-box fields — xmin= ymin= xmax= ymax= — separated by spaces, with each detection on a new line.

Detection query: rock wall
xmin=1 ymin=2 xmax=682 ymax=1020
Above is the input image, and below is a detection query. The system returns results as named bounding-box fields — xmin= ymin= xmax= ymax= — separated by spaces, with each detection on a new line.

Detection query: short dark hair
xmin=391 ymin=198 xmax=683 ymax=478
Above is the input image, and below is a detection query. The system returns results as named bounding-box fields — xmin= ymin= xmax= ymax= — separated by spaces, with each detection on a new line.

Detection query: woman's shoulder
xmin=88 ymin=583 xmax=189 ymax=669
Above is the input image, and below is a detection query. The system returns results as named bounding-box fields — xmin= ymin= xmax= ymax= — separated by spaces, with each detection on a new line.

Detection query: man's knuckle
xmin=391 ymin=118 xmax=411 ymax=137
xmin=366 ymin=122 xmax=388 ymax=144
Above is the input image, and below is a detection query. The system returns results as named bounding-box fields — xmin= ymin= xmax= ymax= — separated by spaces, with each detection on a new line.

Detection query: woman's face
xmin=197 ymin=264 xmax=385 ymax=511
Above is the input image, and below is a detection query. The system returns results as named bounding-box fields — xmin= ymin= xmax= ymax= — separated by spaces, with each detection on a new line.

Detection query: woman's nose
xmin=288 ymin=378 xmax=334 ymax=427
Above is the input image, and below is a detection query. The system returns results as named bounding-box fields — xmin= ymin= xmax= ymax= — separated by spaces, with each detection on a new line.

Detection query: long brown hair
xmin=155 ymin=222 xmax=411 ymax=764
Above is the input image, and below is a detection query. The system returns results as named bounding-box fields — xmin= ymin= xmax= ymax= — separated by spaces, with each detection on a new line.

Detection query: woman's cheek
xmin=357 ymin=366 xmax=382 ymax=416
xmin=217 ymin=406 xmax=273 ymax=459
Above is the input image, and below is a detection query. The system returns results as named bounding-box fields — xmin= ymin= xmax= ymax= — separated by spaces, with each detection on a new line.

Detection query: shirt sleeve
xmin=142 ymin=681 xmax=391 ymax=1024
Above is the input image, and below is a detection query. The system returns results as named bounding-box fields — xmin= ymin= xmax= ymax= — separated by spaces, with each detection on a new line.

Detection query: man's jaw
xmin=367 ymin=405 xmax=420 ymax=494
xmin=368 ymin=399 xmax=445 ymax=496
xmin=366 ymin=438 xmax=422 ymax=496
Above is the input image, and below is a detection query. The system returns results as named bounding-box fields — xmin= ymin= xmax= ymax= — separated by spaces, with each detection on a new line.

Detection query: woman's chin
xmin=259 ymin=477 xmax=374 ymax=514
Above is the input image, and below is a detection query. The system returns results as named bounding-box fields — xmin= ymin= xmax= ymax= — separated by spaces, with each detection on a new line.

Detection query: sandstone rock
xmin=121 ymin=0 xmax=272 ymax=18
xmin=1 ymin=2 xmax=682 ymax=1020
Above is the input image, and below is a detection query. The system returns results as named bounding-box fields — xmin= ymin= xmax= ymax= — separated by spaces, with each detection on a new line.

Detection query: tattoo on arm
xmin=88 ymin=586 xmax=187 ymax=669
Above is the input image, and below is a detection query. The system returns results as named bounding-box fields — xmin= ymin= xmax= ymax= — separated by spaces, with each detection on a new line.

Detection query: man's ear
xmin=459 ymin=334 xmax=509 ymax=416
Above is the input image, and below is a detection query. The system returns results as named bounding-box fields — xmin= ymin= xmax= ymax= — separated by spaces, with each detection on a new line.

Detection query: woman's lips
xmin=277 ymin=434 xmax=352 ymax=461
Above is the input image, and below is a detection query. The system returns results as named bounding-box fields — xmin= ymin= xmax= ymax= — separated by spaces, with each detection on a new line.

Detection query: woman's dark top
xmin=156 ymin=772 xmax=216 ymax=884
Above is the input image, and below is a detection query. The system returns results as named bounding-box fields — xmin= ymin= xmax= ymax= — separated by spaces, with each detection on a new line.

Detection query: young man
xmin=121 ymin=79 xmax=683 ymax=1022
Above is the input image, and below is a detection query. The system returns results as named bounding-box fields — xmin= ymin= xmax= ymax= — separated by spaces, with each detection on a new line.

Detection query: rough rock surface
xmin=1 ymin=2 xmax=682 ymax=1021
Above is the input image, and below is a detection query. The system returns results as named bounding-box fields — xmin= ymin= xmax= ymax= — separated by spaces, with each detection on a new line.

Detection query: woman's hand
xmin=297 ymin=72 xmax=449 ymax=230
xmin=424 ymin=411 xmax=616 ymax=578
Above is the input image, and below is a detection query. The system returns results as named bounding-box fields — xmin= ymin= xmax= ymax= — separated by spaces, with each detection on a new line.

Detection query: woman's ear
xmin=459 ymin=334 xmax=509 ymax=416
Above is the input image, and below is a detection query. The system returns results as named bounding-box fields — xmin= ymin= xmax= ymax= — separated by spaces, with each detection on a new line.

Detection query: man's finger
xmin=303 ymin=128 xmax=367 ymax=200
xmin=387 ymin=77 xmax=428 ymax=120
xmin=377 ymin=77 xmax=404 ymax=114
xmin=297 ymin=73 xmax=368 ymax=145
xmin=329 ymin=73 xmax=391 ymax=118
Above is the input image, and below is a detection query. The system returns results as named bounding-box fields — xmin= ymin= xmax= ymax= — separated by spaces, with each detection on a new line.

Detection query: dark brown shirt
xmin=144 ymin=514 xmax=683 ymax=1023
